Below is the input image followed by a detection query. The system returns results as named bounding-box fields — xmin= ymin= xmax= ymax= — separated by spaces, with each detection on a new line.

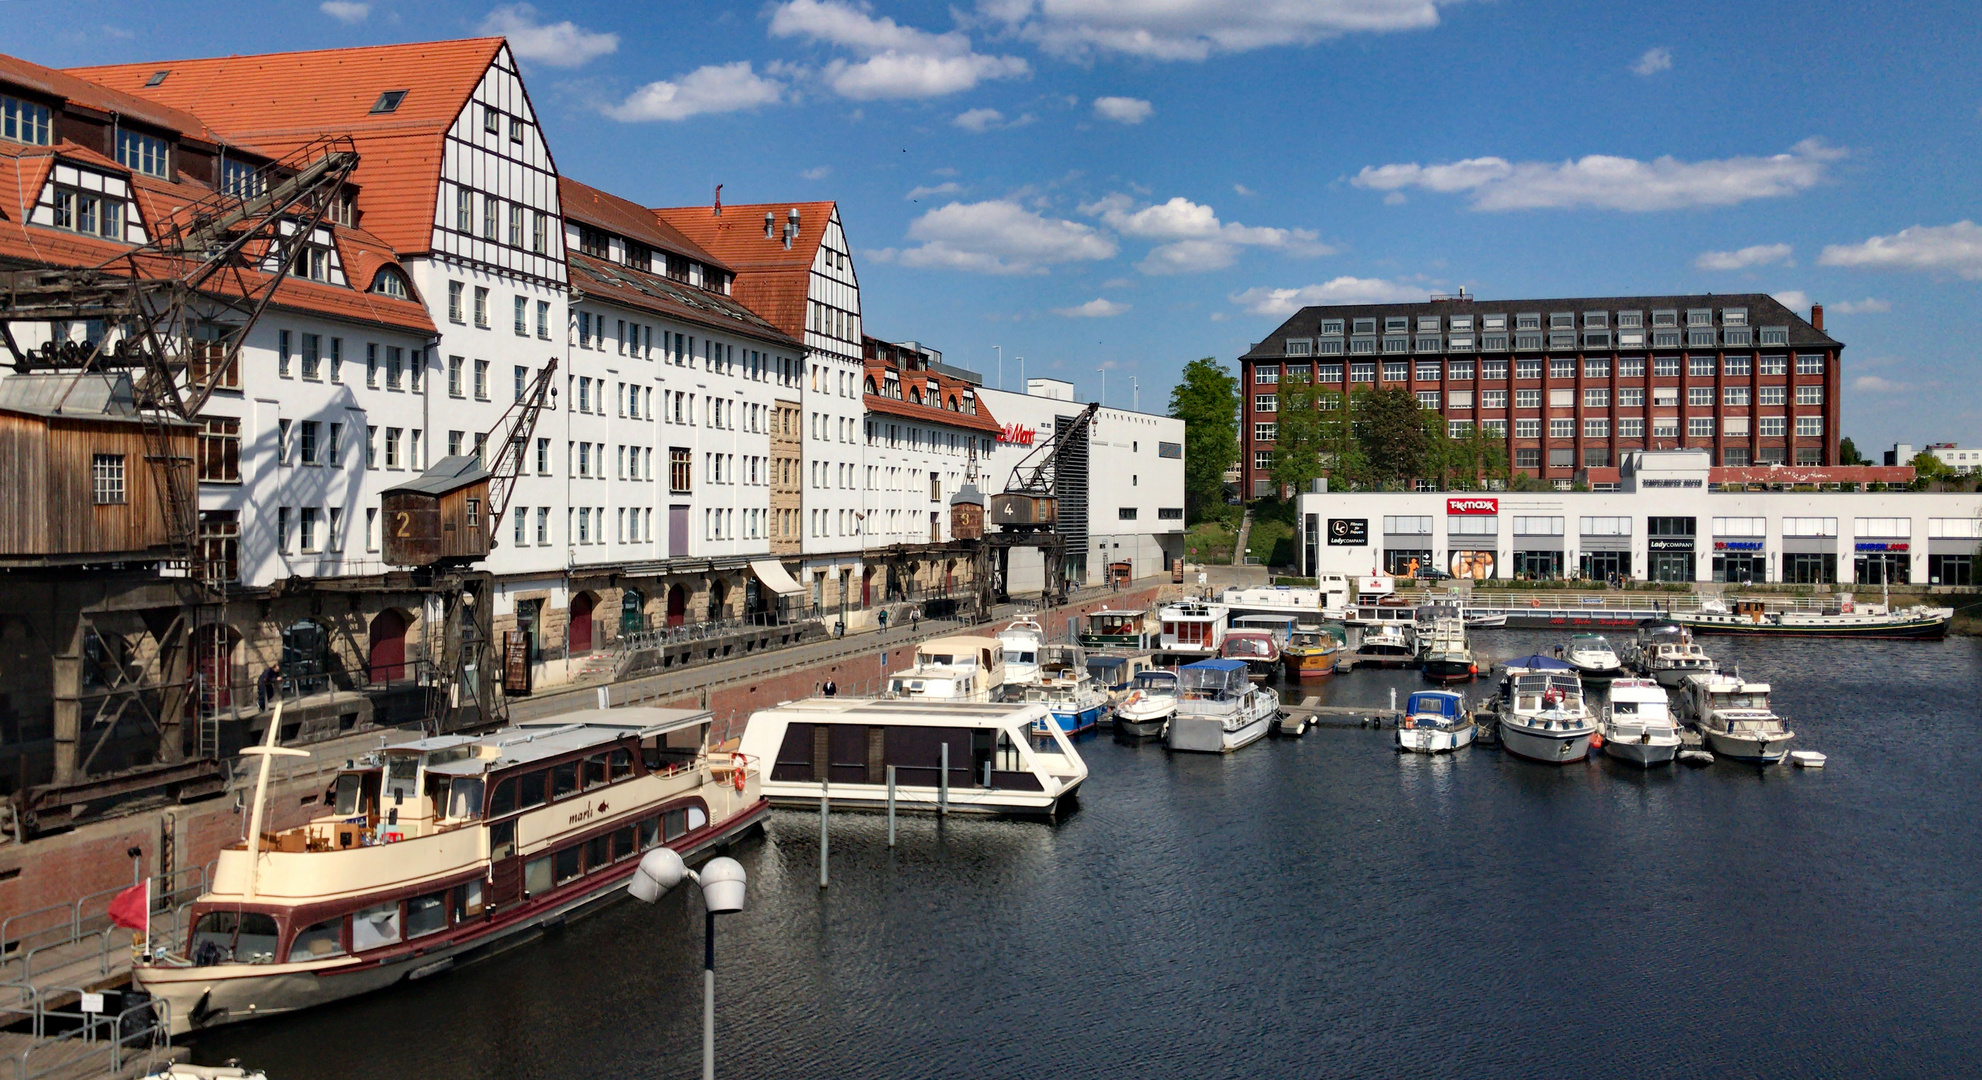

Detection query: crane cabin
xmin=381 ymin=456 xmax=493 ymax=568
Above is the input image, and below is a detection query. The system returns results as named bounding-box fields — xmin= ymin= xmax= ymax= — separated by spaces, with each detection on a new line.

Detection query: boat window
xmin=996 ymin=730 xmax=1024 ymax=772
xmin=583 ymin=754 xmax=609 ymax=789
xmin=638 ymin=817 xmax=659 ymax=849
xmin=233 ymin=913 xmax=280 ymax=964
xmin=586 ymin=834 xmax=611 ymax=871
xmin=609 ymin=748 xmax=634 ymax=780
xmin=664 ymin=807 xmax=689 ymax=840
xmin=554 ymin=846 xmax=582 ymax=884
xmin=523 ymin=856 xmax=553 ymax=896
xmin=551 ymin=761 xmax=580 ymax=800
xmin=489 ymin=820 xmax=516 ymax=861
xmin=488 ymin=777 xmax=517 ymax=817
xmin=333 ymin=774 xmax=364 ymax=816
xmin=613 ymin=826 xmax=637 ymax=861
xmin=406 ymin=892 xmax=448 ymax=938
xmin=1012 ymin=651 xmax=1035 ymax=664
xmin=384 ymin=755 xmax=420 ymax=803
xmin=446 ymin=777 xmax=483 ymax=820
xmin=688 ymin=806 xmax=707 ymax=831
xmin=1613 ymin=702 xmax=1637 ymax=715
xmin=516 ymin=771 xmax=547 ymax=810
xmin=454 ymin=880 xmax=485 ymax=922
xmin=287 ymin=918 xmax=345 ymax=962
xmin=189 ymin=911 xmax=238 ymax=963
xmin=352 ymin=902 xmax=402 ymax=951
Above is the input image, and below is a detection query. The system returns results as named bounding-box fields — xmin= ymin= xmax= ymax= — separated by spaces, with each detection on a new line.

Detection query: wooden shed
xmin=381 ymin=455 xmax=492 ymax=568
xmin=0 ymin=373 xmax=194 ymax=564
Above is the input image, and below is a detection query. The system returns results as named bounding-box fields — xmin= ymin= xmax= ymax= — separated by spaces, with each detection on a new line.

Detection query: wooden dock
xmin=1280 ymin=699 xmax=1401 ymax=728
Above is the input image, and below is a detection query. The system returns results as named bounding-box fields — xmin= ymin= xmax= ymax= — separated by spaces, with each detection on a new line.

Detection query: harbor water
xmin=193 ymin=631 xmax=1982 ymax=1079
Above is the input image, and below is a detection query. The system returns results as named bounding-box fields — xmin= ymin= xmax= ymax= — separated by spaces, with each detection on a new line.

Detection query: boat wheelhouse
xmin=1676 ymin=672 xmax=1796 ymax=764
xmin=1168 ymin=659 xmax=1278 ymax=754
xmin=1086 ymin=652 xmax=1158 ymax=702
xmin=137 ymin=708 xmax=765 ymax=1035
xmin=996 ymin=616 xmax=1046 ymax=687
xmin=1397 ymin=690 xmax=1475 ymax=754
xmin=1600 ymin=678 xmax=1681 ymax=768
xmin=1157 ymin=599 xmax=1229 ymax=660
xmin=1627 ymin=623 xmax=1718 ymax=688
xmin=1219 ymin=630 xmax=1281 ymax=682
xmin=1025 ymin=643 xmax=1111 ymax=734
xmin=737 ymin=698 xmax=1086 ymax=816
xmin=1418 ymin=619 xmax=1476 ymax=683
xmin=1078 ymin=609 xmax=1156 ymax=651
xmin=1220 ymin=582 xmax=1346 ymax=621
xmin=1354 ymin=622 xmax=1418 ymax=668
xmin=1282 ymin=622 xmax=1348 ymax=680
xmin=1561 ymin=634 xmax=1625 ymax=680
xmin=888 ymin=636 xmax=1005 ymax=702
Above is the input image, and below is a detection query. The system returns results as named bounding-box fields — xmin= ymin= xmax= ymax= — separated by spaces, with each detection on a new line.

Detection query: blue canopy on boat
xmin=1503 ymin=653 xmax=1573 ymax=671
xmin=1184 ymin=659 xmax=1249 ymax=672
xmin=1406 ymin=691 xmax=1464 ymax=717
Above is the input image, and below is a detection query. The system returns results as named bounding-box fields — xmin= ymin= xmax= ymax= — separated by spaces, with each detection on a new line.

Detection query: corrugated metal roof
xmin=381 ymin=454 xmax=489 ymax=496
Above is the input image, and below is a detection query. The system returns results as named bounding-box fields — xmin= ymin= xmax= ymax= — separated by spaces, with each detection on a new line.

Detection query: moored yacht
xmin=1418 ymin=619 xmax=1476 ymax=682
xmin=887 ymin=636 xmax=1005 ymax=702
xmin=1353 ymin=622 xmax=1417 ymax=668
xmin=1219 ymin=630 xmax=1281 ymax=682
xmin=1078 ymin=609 xmax=1156 ymax=651
xmin=1282 ymin=622 xmax=1348 ymax=680
xmin=1674 ymin=595 xmax=1952 ymax=639
xmin=1629 ymin=623 xmax=1717 ymax=689
xmin=1599 ymin=678 xmax=1682 ymax=767
xmin=1396 ymin=690 xmax=1476 ymax=754
xmin=137 ymin=707 xmax=767 ymax=1035
xmin=1157 ymin=598 xmax=1229 ymax=661
xmin=1560 ymin=634 xmax=1625 ymax=681
xmin=996 ymin=616 xmax=1046 ymax=688
xmin=1025 ymin=643 xmax=1111 ymax=735
xmin=1676 ymin=672 xmax=1796 ymax=764
xmin=1167 ymin=660 xmax=1279 ymax=753
xmin=1496 ymin=661 xmax=1598 ymax=764
xmin=1114 ymin=668 xmax=1180 ymax=740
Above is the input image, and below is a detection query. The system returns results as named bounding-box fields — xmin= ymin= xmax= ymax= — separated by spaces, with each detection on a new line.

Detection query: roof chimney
xmin=764 ymin=211 xmax=774 ymax=239
xmin=713 ymin=183 xmax=723 ymax=218
xmin=1810 ymin=302 xmax=1824 ymax=332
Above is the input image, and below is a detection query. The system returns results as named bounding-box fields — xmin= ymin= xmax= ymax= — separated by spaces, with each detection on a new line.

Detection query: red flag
xmin=107 ymin=883 xmax=147 ymax=931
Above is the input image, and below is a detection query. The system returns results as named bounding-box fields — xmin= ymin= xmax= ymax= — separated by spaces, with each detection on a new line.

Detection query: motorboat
xmin=1157 ymin=598 xmax=1229 ymax=660
xmin=1113 ymin=668 xmax=1180 ymax=740
xmin=1086 ymin=651 xmax=1158 ymax=706
xmin=1078 ymin=609 xmax=1156 ymax=651
xmin=137 ymin=707 xmax=768 ymax=1035
xmin=1219 ymin=630 xmax=1281 ymax=682
xmin=1673 ymin=595 xmax=1951 ymax=639
xmin=740 ymin=698 xmax=1086 ymax=817
xmin=1560 ymin=634 xmax=1625 ymax=680
xmin=1396 ymin=690 xmax=1476 ymax=754
xmin=1496 ymin=661 xmax=1597 ymax=764
xmin=1599 ymin=678 xmax=1681 ymax=768
xmin=996 ymin=616 xmax=1045 ymax=688
xmin=1676 ymin=672 xmax=1795 ymax=764
xmin=1628 ymin=622 xmax=1718 ymax=688
xmin=1418 ymin=619 xmax=1476 ymax=682
xmin=886 ymin=636 xmax=1005 ymax=702
xmin=1025 ymin=643 xmax=1111 ymax=735
xmin=1167 ymin=660 xmax=1279 ymax=753
xmin=1353 ymin=622 xmax=1417 ymax=668
xmin=1282 ymin=622 xmax=1348 ymax=680
xmin=1464 ymin=610 xmax=1508 ymax=628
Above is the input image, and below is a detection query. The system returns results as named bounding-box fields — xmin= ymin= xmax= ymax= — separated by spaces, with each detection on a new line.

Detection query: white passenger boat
xmin=136 ymin=707 xmax=767 ymax=1035
xmin=1626 ymin=621 xmax=1718 ymax=688
xmin=1353 ymin=622 xmax=1417 ymax=668
xmin=1496 ymin=663 xmax=1597 ymax=764
xmin=1560 ymin=633 xmax=1625 ymax=680
xmin=1396 ymin=690 xmax=1476 ymax=754
xmin=737 ymin=698 xmax=1086 ymax=816
xmin=887 ymin=635 xmax=1005 ymax=702
xmin=996 ymin=616 xmax=1046 ymax=687
xmin=1113 ymin=668 xmax=1180 ymax=740
xmin=1167 ymin=659 xmax=1278 ymax=753
xmin=1157 ymin=598 xmax=1230 ymax=661
xmin=1599 ymin=678 xmax=1681 ymax=767
xmin=1676 ymin=672 xmax=1796 ymax=764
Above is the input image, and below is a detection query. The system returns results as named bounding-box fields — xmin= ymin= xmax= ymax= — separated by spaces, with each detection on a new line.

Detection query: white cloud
xmin=1233 ymin=183 xmax=1254 ymax=196
xmin=605 ymin=62 xmax=785 ymax=122
xmin=1818 ymin=221 xmax=1982 ymax=279
xmin=878 ymin=199 xmax=1117 ymax=274
xmin=482 ymin=4 xmax=619 ymax=67
xmin=982 ymin=0 xmax=1460 ymax=61
xmin=1382 ymin=192 xmax=1407 ymax=206
xmin=1352 ymin=139 xmax=1843 ymax=212
xmin=1771 ymin=290 xmax=1812 ymax=313
xmin=801 ymin=165 xmax=832 ymax=180
xmin=319 ymin=1 xmax=369 ymax=24
xmin=772 ymin=0 xmax=1028 ymax=99
xmin=953 ymin=107 xmax=1005 ymax=132
xmin=1631 ymin=46 xmax=1672 ymax=76
xmin=1830 ymin=297 xmax=1892 ymax=314
xmin=1852 ymin=375 xmax=1910 ymax=394
xmin=1053 ymin=298 xmax=1130 ymax=317
xmin=1080 ymin=193 xmax=1331 ymax=274
xmin=1093 ymin=96 xmax=1153 ymax=123
xmin=1231 ymin=277 xmax=1425 ymax=316
xmin=1695 ymin=243 xmax=1794 ymax=270
xmin=906 ymin=182 xmax=963 ymax=199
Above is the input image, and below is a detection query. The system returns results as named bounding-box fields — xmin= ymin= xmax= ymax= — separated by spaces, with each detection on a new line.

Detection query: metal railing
xmin=1 ymin=865 xmax=208 ymax=987
xmin=7 ymin=994 xmax=172 ymax=1080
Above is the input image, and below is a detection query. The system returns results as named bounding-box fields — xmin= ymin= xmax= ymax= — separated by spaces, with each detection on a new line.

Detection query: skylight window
xmin=145 ymin=71 xmax=170 ymax=87
xmin=370 ymin=90 xmax=408 ymax=114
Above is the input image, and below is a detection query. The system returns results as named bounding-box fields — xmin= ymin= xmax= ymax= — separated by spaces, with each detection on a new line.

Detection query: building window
xmin=2 ymin=95 xmax=54 ymax=145
xmin=299 ymin=420 xmax=319 ymax=465
xmin=1688 ymin=387 xmax=1715 ymax=407
xmin=474 ymin=359 xmax=490 ymax=400
xmin=91 ymin=454 xmax=126 ymax=504
xmin=1618 ymin=387 xmax=1644 ymax=407
xmin=1416 ymin=391 xmax=1440 ymax=410
xmin=513 ymin=296 xmax=528 ymax=335
xmin=1255 ymin=365 xmax=1280 ymax=384
xmin=115 ymin=130 xmax=169 ymax=177
xmin=1255 ymin=394 xmax=1277 ymax=413
xmin=670 ymin=448 xmax=692 ymax=493
xmin=1515 ymin=389 xmax=1541 ymax=409
xmin=1254 ymin=423 xmax=1276 ymax=442
xmin=1515 ymin=419 xmax=1540 ymax=439
xmin=1795 ymin=354 xmax=1826 ymax=376
xmin=448 ymin=355 xmax=464 ymax=397
xmin=1482 ymin=390 xmax=1507 ymax=409
xmin=51 ymin=186 xmax=125 ymax=240
xmin=1618 ymin=418 xmax=1643 ymax=439
xmin=1795 ymin=385 xmax=1823 ymax=405
xmin=1688 ymin=418 xmax=1715 ymax=438
xmin=448 ymin=281 xmax=464 ymax=323
xmin=1759 ymin=355 xmax=1788 ymax=375
xmin=1653 ymin=417 xmax=1679 ymax=439
xmin=473 ymin=287 xmax=489 ymax=328
xmin=372 ymin=269 xmax=409 ymax=299
xmin=1759 ymin=417 xmax=1785 ymax=437
xmin=1724 ymin=386 xmax=1750 ymax=407
xmin=1653 ymin=356 xmax=1680 ymax=377
xmin=1514 ymin=448 xmax=1541 ymax=470
xmin=1253 ymin=451 xmax=1273 ymax=472
xmin=1796 ymin=416 xmax=1824 ymax=438
xmin=1549 ymin=418 xmax=1574 ymax=439
xmin=1482 ymin=419 xmax=1507 ymax=437
xmin=1118 ymin=507 xmax=1139 ymax=520
xmin=1584 ymin=388 xmax=1610 ymax=408
xmin=1584 ymin=418 xmax=1610 ymax=438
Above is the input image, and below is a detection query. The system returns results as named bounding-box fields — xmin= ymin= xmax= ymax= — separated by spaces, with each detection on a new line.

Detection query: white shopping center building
xmin=1299 ymin=451 xmax=1982 ymax=587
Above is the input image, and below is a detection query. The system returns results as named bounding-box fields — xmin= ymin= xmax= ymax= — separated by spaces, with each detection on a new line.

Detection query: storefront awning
xmin=749 ymin=558 xmax=805 ymax=596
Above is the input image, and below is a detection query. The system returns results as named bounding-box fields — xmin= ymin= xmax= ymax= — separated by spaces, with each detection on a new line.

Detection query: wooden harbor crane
xmin=973 ymin=401 xmax=1102 ymax=611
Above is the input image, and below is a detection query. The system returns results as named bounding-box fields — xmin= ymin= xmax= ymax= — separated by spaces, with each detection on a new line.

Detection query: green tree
xmin=1169 ymin=357 xmax=1238 ymax=522
xmin=1909 ymin=450 xmax=1953 ymax=490
xmin=1838 ymin=436 xmax=1867 ymax=465
xmin=1269 ymin=371 xmax=1327 ymax=493
xmin=1355 ymin=386 xmax=1434 ymax=489
xmin=1320 ymin=382 xmax=1367 ymax=489
xmin=1508 ymin=471 xmax=1551 ymax=492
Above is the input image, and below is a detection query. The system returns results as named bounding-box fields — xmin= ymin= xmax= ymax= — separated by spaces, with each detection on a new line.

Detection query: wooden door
xmin=570 ymin=593 xmax=594 ymax=655
xmin=368 ymin=609 xmax=407 ymax=683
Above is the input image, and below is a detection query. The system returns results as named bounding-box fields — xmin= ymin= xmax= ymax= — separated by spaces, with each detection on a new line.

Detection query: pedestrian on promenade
xmin=823 ymin=679 xmax=837 ymax=697
xmin=878 ymin=609 xmax=889 ymax=632
xmin=257 ymin=665 xmax=278 ymax=710
xmin=910 ymin=608 xmax=920 ymax=631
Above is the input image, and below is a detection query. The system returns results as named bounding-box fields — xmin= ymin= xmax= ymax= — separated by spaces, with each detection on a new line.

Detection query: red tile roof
xmin=70 ymin=38 xmax=507 ymax=256
xmin=0 ymin=53 xmax=225 ymax=145
xmin=652 ymin=201 xmax=840 ymax=340
xmin=559 ymin=178 xmax=728 ymax=272
xmin=861 ymin=341 xmax=999 ymax=435
xmin=1710 ymin=465 xmax=1915 ymax=485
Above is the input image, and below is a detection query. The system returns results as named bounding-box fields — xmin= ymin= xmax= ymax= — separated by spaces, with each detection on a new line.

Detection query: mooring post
xmin=819 ymin=777 xmax=829 ymax=889
xmin=886 ymin=765 xmax=897 ymax=848
xmin=939 ymin=742 xmax=949 ymax=816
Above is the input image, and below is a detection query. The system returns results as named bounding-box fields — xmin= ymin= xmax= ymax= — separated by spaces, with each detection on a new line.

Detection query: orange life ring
xmin=730 ymin=753 xmax=748 ymax=792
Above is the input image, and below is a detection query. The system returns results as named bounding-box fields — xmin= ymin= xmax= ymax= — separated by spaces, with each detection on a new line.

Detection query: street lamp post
xmin=629 ymin=849 xmax=747 ymax=1080
xmin=993 ymin=345 xmax=1002 ymax=389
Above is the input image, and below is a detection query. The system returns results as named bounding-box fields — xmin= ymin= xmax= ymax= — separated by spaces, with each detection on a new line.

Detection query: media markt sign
xmin=999 ymin=423 xmax=1036 ymax=446
xmin=1446 ymin=497 xmax=1498 ymax=515
xmin=1327 ymin=518 xmax=1369 ymax=546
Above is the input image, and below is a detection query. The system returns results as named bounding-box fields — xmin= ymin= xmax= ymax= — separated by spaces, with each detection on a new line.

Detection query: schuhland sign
xmin=1446 ymin=497 xmax=1498 ymax=515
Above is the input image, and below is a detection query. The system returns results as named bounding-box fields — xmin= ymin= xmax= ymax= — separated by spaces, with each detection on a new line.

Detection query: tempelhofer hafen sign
xmin=1446 ymin=497 xmax=1498 ymax=515
xmin=1327 ymin=518 xmax=1369 ymax=546
xmin=999 ymin=423 xmax=1036 ymax=446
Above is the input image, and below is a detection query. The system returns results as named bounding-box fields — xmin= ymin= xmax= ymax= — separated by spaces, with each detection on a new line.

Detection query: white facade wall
xmin=860 ymin=413 xmax=993 ymax=548
xmin=797 ymin=210 xmax=868 ymax=594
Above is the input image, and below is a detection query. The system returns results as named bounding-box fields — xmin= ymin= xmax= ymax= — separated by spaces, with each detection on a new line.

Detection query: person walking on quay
xmin=878 ymin=609 xmax=889 ymax=633
xmin=257 ymin=664 xmax=278 ymax=711
xmin=910 ymin=608 xmax=920 ymax=632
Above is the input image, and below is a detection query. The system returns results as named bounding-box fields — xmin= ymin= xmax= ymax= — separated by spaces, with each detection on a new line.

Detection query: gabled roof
xmin=567 ymin=253 xmax=798 ymax=349
xmin=384 ymin=455 xmax=490 ymax=497
xmin=71 ymin=38 xmax=508 ymax=256
xmin=0 ymin=52 xmax=224 ymax=145
xmin=652 ymin=201 xmax=840 ymax=340
xmin=0 ymin=372 xmax=142 ymax=421
xmin=559 ymin=177 xmax=728 ymax=272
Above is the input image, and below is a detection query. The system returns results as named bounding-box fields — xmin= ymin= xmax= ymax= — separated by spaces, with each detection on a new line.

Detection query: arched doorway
xmin=620 ymin=589 xmax=645 ymax=636
xmin=368 ymin=609 xmax=408 ymax=684
xmin=569 ymin=593 xmax=595 ymax=655
xmin=708 ymin=579 xmax=728 ymax=622
xmin=194 ymin=624 xmax=238 ymax=710
xmin=666 ymin=584 xmax=686 ymax=628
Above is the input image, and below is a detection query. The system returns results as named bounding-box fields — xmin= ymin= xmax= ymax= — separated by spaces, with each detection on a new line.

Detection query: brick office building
xmin=1238 ymin=293 xmax=1842 ymax=494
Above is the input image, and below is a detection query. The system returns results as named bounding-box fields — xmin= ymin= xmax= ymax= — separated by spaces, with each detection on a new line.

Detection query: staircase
xmin=1232 ymin=509 xmax=1254 ymax=566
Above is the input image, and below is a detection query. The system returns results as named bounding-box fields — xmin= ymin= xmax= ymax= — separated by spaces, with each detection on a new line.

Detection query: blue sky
xmin=18 ymin=0 xmax=1982 ymax=449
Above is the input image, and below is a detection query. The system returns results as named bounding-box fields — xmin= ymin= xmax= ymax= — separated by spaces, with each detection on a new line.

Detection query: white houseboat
xmin=887 ymin=636 xmax=1006 ymax=703
xmin=1676 ymin=672 xmax=1796 ymax=764
xmin=1157 ymin=599 xmax=1230 ymax=661
xmin=1599 ymin=678 xmax=1682 ymax=768
xmin=736 ymin=698 xmax=1087 ymax=817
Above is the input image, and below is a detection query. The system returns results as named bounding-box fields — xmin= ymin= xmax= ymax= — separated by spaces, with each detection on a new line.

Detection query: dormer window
xmin=370 ymin=90 xmax=407 ymax=114
xmin=2 ymin=96 xmax=52 ymax=146
xmin=116 ymin=130 xmax=169 ymax=178
xmin=52 ymin=185 xmax=124 ymax=239
xmin=222 ymin=159 xmax=265 ymax=198
xmin=864 ymin=377 xmax=877 ymax=395
xmin=371 ymin=269 xmax=411 ymax=300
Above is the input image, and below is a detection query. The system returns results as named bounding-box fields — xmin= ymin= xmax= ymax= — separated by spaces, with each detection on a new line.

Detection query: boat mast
xmin=239 ymin=699 xmax=311 ymax=901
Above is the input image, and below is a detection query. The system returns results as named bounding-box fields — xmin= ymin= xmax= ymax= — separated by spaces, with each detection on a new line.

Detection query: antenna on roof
xmin=713 ymin=184 xmax=723 ymax=218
